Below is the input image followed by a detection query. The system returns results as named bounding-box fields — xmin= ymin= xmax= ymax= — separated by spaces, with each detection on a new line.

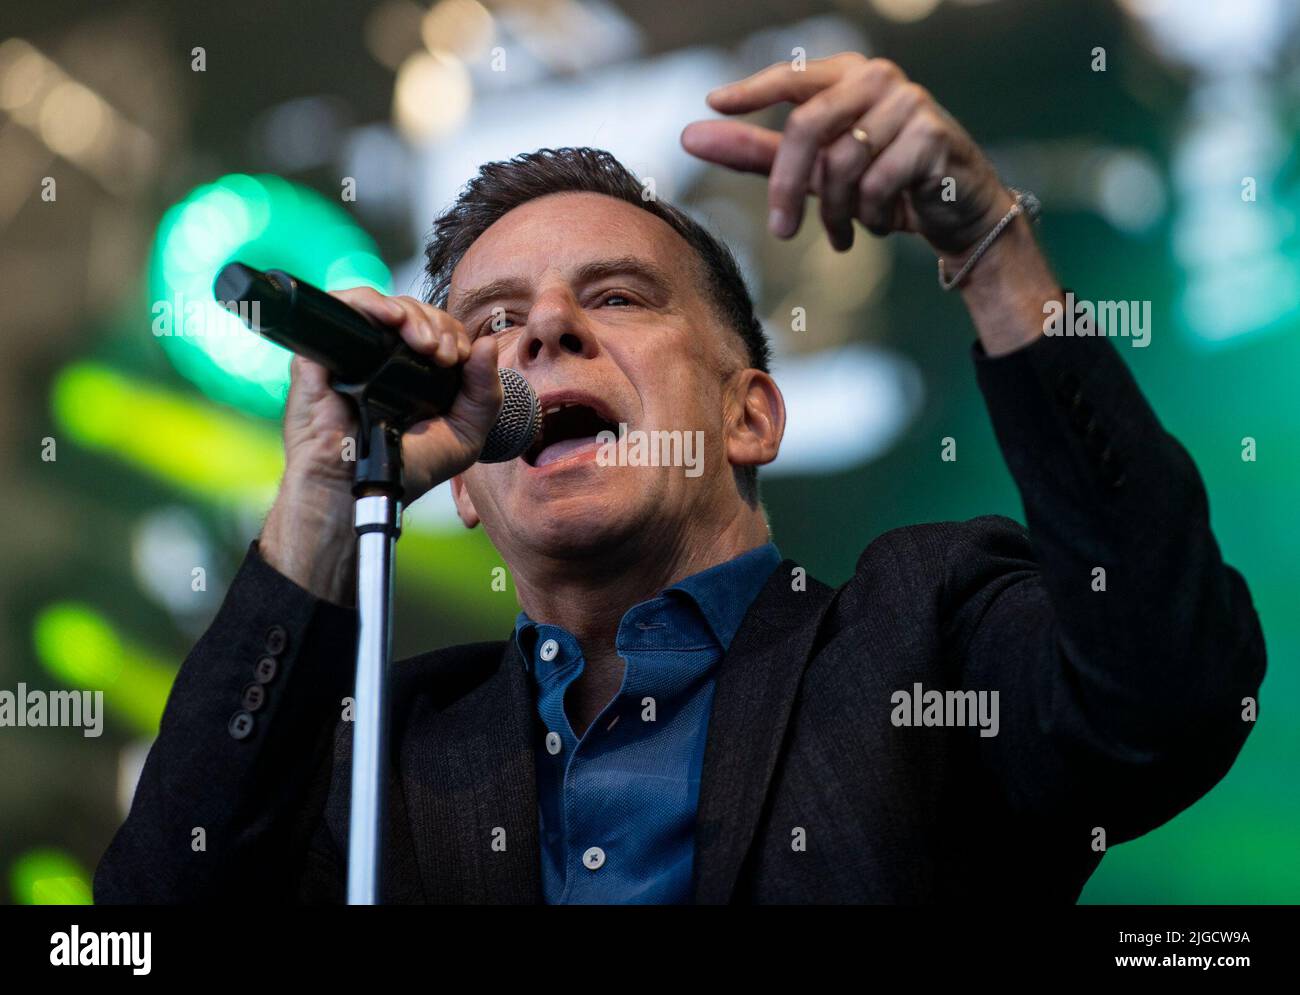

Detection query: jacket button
xmin=582 ymin=846 xmax=606 ymax=870
xmin=264 ymin=625 xmax=289 ymax=656
xmin=241 ymin=683 xmax=267 ymax=712
xmin=228 ymin=711 xmax=255 ymax=740
xmin=254 ymin=655 xmax=279 ymax=684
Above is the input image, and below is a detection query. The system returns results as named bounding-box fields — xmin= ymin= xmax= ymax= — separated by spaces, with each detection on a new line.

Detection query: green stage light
xmin=52 ymin=362 xmax=283 ymax=507
xmin=33 ymin=603 xmax=176 ymax=736
xmin=48 ymin=360 xmax=519 ymax=638
xmin=9 ymin=849 xmax=92 ymax=905
xmin=50 ymin=359 xmax=519 ymax=630
xmin=149 ymin=173 xmax=391 ymax=418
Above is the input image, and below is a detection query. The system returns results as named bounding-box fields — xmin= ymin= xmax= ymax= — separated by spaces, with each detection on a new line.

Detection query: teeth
xmin=541 ymin=400 xmax=613 ymax=420
xmin=544 ymin=402 xmax=592 ymax=414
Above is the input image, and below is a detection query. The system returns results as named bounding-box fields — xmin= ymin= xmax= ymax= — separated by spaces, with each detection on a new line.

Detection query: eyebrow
xmin=449 ymin=255 xmax=676 ymax=323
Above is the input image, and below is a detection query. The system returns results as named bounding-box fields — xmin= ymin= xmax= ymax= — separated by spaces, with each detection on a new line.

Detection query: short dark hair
xmin=422 ymin=146 xmax=769 ymax=504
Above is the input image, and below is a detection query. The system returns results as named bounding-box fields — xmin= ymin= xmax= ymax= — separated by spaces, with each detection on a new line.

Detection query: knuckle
xmin=768 ymin=177 xmax=801 ymax=203
xmin=867 ymin=57 xmax=902 ymax=81
xmin=328 ymin=287 xmax=362 ymax=305
xmin=914 ymin=110 xmax=945 ymax=139
xmin=785 ymin=106 xmax=821 ymax=140
xmin=859 ymin=171 xmax=890 ymax=203
xmin=826 ymin=142 xmax=860 ymax=176
xmin=402 ymin=324 xmax=435 ymax=349
xmin=421 ymin=309 xmax=447 ymax=335
xmin=432 ymin=311 xmax=460 ymax=339
xmin=845 ymin=64 xmax=877 ymax=90
xmin=903 ymin=81 xmax=930 ymax=108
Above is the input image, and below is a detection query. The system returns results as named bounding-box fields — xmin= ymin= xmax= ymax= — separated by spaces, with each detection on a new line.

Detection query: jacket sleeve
xmin=936 ymin=330 xmax=1265 ymax=843
xmin=93 ymin=544 xmax=357 ymax=903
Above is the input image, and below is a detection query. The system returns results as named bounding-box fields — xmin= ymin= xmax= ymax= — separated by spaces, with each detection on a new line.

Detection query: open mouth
xmin=524 ymin=398 xmax=619 ymax=468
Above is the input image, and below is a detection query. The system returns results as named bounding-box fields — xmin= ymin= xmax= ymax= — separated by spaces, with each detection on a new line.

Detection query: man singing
xmin=95 ymin=54 xmax=1265 ymax=903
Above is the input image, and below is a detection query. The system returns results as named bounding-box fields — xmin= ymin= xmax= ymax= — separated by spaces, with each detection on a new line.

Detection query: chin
xmin=509 ymin=482 xmax=659 ymax=561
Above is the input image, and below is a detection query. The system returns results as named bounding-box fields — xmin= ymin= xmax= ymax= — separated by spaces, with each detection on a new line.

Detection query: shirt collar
xmin=513 ymin=541 xmax=782 ymax=665
xmin=663 ymin=541 xmax=782 ymax=650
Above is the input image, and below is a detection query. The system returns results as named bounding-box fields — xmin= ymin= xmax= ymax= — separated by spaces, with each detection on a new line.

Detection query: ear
xmin=450 ymin=473 xmax=481 ymax=529
xmin=726 ymin=369 xmax=785 ymax=471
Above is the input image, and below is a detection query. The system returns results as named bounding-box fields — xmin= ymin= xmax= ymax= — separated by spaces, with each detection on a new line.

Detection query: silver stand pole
xmin=347 ymin=492 xmax=401 ymax=904
xmin=344 ymin=411 xmax=404 ymax=906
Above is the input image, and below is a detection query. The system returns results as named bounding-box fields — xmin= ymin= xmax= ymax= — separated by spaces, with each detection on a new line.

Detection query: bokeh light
xmin=149 ymin=173 xmax=391 ymax=418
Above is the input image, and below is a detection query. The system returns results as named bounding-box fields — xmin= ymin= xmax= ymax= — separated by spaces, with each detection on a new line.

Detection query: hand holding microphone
xmin=279 ymin=283 xmax=508 ymax=498
xmin=216 ymin=264 xmax=531 ymax=603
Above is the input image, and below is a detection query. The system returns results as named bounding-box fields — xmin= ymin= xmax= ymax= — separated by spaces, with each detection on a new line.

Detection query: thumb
xmin=681 ymin=119 xmax=780 ymax=175
xmin=443 ymin=336 xmax=502 ymax=447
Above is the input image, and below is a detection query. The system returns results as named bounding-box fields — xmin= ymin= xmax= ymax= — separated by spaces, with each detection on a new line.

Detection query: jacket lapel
xmin=692 ymin=559 xmax=836 ymax=903
xmin=399 ymin=640 xmax=540 ymax=903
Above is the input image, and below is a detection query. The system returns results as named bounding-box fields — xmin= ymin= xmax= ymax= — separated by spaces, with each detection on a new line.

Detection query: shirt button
xmin=545 ymin=731 xmax=562 ymax=755
xmin=539 ymin=639 xmax=559 ymax=662
xmin=582 ymin=846 xmax=605 ymax=871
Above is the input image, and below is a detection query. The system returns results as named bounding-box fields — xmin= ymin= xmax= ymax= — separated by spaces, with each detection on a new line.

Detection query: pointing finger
xmin=705 ymin=57 xmax=850 ymax=114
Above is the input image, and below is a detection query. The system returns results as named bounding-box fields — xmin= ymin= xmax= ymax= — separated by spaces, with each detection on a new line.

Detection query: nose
xmin=514 ymin=288 xmax=599 ymax=368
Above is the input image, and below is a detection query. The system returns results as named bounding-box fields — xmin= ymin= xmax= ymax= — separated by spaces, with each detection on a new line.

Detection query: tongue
xmin=536 ymin=435 xmax=599 ymax=467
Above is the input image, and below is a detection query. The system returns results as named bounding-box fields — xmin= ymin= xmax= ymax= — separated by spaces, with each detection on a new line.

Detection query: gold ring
xmin=850 ymin=126 xmax=874 ymax=156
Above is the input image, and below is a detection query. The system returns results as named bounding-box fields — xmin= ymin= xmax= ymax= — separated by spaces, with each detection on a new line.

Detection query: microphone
xmin=213 ymin=262 xmax=541 ymax=463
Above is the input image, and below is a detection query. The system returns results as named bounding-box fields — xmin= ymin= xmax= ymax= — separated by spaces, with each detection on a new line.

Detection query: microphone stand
xmin=337 ymin=385 xmax=405 ymax=906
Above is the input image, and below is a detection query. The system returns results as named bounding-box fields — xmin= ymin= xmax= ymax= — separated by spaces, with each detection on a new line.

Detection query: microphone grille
xmin=478 ymin=367 xmax=542 ymax=463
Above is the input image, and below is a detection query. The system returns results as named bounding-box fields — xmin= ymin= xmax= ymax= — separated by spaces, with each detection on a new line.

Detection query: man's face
xmin=447 ymin=191 xmax=750 ymax=563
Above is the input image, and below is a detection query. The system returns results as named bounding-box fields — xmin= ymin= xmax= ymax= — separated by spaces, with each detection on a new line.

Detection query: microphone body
xmin=214 ymin=262 xmax=539 ymax=462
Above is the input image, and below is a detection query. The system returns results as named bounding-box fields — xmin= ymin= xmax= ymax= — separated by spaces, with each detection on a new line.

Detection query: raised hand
xmin=682 ymin=53 xmax=1012 ymax=256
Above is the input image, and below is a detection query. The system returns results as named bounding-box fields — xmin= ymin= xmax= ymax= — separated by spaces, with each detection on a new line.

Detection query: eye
xmin=597 ymin=291 xmax=635 ymax=308
xmin=481 ymin=309 xmax=517 ymax=335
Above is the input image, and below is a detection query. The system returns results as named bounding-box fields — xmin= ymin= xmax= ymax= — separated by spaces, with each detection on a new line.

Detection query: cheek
xmin=620 ymin=332 xmax=716 ymax=410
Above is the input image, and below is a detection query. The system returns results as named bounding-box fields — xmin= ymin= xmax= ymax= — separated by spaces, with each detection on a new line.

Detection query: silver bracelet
xmin=937 ymin=188 xmax=1041 ymax=291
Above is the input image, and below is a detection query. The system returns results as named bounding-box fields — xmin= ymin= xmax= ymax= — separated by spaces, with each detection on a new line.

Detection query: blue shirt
xmin=513 ymin=542 xmax=782 ymax=904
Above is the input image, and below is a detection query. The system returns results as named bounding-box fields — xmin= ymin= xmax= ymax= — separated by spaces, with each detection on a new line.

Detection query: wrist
xmin=261 ymin=474 xmax=357 ymax=605
xmin=953 ymin=210 xmax=1063 ymax=358
xmin=956 ymin=210 xmax=1049 ymax=292
xmin=945 ymin=185 xmax=1017 ymax=265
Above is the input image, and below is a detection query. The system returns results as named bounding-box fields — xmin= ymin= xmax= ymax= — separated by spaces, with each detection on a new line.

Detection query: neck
xmin=512 ymin=502 xmax=770 ymax=657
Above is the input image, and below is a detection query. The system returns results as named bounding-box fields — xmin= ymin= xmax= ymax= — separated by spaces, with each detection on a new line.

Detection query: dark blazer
xmin=94 ymin=332 xmax=1266 ymax=903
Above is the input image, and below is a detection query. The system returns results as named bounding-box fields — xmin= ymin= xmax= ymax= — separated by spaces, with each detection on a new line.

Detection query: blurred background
xmin=0 ymin=0 xmax=1296 ymax=905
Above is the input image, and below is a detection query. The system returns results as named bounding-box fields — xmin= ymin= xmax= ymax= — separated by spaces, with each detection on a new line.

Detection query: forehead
xmin=448 ymin=191 xmax=701 ymax=302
